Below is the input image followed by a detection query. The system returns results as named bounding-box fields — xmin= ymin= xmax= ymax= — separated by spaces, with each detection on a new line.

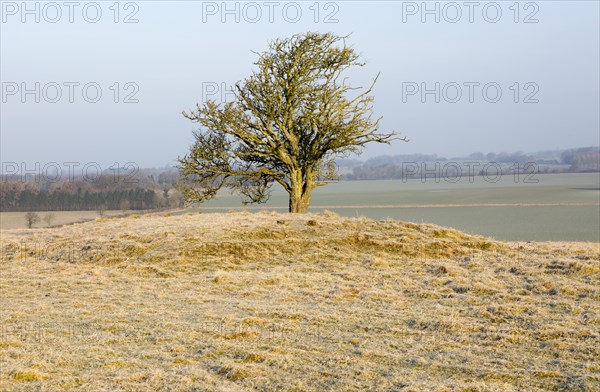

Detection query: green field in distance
xmin=185 ymin=173 xmax=600 ymax=242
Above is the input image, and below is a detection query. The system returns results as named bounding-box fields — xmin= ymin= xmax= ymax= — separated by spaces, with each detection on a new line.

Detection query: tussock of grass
xmin=1 ymin=211 xmax=598 ymax=391
xmin=11 ymin=370 xmax=49 ymax=381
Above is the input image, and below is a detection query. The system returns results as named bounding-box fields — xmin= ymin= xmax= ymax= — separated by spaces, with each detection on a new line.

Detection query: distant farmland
xmin=0 ymin=211 xmax=130 ymax=230
xmin=3 ymin=173 xmax=598 ymax=241
xmin=180 ymin=173 xmax=600 ymax=242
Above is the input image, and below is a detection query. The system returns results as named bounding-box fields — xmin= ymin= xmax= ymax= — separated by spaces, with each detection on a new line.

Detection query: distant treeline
xmin=2 ymin=147 xmax=598 ymax=211
xmin=2 ymin=188 xmax=160 ymax=212
xmin=0 ymin=167 xmax=184 ymax=212
xmin=343 ymin=147 xmax=600 ymax=180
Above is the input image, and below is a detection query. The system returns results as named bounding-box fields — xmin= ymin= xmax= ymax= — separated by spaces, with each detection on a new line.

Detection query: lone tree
xmin=178 ymin=32 xmax=407 ymax=213
xmin=42 ymin=212 xmax=55 ymax=227
xmin=25 ymin=212 xmax=40 ymax=228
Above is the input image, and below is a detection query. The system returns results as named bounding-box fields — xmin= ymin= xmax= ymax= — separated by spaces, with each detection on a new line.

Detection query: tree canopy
xmin=178 ymin=32 xmax=407 ymax=213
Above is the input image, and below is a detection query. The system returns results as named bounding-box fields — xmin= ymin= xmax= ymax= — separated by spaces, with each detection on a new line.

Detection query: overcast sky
xmin=1 ymin=1 xmax=599 ymax=168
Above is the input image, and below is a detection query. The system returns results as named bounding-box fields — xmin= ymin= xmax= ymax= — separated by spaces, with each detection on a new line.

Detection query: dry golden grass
xmin=1 ymin=211 xmax=598 ymax=391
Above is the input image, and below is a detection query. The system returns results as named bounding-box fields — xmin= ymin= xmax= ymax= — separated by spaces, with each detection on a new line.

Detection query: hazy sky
xmin=1 ymin=1 xmax=599 ymax=169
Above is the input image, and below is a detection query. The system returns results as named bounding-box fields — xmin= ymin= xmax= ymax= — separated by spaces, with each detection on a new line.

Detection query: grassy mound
xmin=1 ymin=211 xmax=598 ymax=391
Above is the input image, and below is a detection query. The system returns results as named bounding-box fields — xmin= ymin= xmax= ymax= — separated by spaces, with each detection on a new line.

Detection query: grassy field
xmin=184 ymin=173 xmax=600 ymax=242
xmin=1 ymin=211 xmax=598 ymax=391
xmin=3 ymin=173 xmax=598 ymax=240
xmin=0 ymin=211 xmax=131 ymax=230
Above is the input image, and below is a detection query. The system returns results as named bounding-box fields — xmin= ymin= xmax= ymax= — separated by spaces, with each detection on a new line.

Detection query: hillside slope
xmin=1 ymin=211 xmax=599 ymax=391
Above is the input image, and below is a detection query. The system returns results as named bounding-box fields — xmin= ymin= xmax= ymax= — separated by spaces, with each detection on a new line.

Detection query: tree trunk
xmin=289 ymin=194 xmax=300 ymax=213
xmin=289 ymin=186 xmax=310 ymax=213
xmin=288 ymin=192 xmax=311 ymax=213
xmin=288 ymin=171 xmax=311 ymax=213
